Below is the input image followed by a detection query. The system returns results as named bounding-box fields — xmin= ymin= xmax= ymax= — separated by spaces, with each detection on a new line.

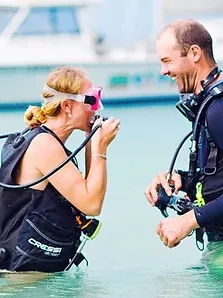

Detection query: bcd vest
xmin=0 ymin=126 xmax=82 ymax=272
xmin=182 ymin=80 xmax=223 ymax=202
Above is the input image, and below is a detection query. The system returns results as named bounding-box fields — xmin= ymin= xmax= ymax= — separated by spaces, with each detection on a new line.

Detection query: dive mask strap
xmin=201 ymin=66 xmax=222 ymax=89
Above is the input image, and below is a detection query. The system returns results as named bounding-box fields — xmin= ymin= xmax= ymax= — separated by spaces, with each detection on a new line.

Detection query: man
xmin=145 ymin=19 xmax=223 ymax=249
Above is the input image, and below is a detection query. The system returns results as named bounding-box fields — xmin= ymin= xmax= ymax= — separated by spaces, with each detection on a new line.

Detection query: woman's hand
xmin=91 ymin=117 xmax=120 ymax=152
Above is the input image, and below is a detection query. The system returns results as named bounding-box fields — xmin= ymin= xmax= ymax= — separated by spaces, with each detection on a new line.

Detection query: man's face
xmin=156 ymin=30 xmax=197 ymax=94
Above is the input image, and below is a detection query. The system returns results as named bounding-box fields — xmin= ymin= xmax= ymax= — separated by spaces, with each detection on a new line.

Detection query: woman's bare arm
xmin=18 ymin=118 xmax=119 ymax=216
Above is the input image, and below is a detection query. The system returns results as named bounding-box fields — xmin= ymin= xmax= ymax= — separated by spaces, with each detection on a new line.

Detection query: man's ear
xmin=190 ymin=45 xmax=202 ymax=62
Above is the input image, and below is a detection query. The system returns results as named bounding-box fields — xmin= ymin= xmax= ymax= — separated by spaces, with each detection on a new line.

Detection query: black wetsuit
xmin=0 ymin=126 xmax=82 ymax=272
xmin=193 ymin=97 xmax=223 ymax=241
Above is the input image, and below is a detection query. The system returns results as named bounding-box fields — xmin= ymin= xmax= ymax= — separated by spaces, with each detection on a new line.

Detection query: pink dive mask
xmin=84 ymin=86 xmax=103 ymax=111
xmin=43 ymin=84 xmax=104 ymax=111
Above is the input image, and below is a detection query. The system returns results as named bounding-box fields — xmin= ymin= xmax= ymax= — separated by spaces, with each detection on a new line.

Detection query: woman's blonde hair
xmin=24 ymin=66 xmax=86 ymax=128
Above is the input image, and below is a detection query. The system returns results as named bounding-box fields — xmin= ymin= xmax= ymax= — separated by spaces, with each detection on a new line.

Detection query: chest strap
xmin=203 ymin=83 xmax=223 ymax=175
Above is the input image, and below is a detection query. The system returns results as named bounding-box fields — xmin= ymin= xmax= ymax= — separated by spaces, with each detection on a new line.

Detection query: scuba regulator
xmin=155 ymin=184 xmax=205 ymax=250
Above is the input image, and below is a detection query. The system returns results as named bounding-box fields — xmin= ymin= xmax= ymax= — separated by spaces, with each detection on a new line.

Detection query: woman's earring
xmin=68 ymin=113 xmax=72 ymax=118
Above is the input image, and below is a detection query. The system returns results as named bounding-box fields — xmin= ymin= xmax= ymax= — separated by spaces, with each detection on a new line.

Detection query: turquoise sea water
xmin=0 ymin=104 xmax=223 ymax=297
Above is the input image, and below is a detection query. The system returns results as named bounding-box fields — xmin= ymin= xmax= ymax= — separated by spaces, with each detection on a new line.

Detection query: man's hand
xmin=144 ymin=171 xmax=182 ymax=206
xmin=156 ymin=210 xmax=199 ymax=248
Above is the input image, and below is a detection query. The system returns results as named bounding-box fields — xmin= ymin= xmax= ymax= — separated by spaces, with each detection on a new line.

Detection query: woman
xmin=0 ymin=66 xmax=120 ymax=272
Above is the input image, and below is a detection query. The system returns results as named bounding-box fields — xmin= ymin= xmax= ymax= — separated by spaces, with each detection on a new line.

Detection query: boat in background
xmin=0 ymin=0 xmax=178 ymax=109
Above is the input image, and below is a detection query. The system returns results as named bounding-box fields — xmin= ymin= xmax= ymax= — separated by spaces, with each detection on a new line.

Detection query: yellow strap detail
xmin=194 ymin=182 xmax=205 ymax=207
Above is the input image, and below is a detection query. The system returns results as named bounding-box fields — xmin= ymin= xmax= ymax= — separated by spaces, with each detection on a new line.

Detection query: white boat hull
xmin=1 ymin=1 xmax=222 ymax=109
xmin=0 ymin=61 xmax=180 ymax=108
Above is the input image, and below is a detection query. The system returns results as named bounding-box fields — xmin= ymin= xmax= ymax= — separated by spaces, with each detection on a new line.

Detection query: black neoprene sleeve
xmin=194 ymin=197 xmax=223 ymax=227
